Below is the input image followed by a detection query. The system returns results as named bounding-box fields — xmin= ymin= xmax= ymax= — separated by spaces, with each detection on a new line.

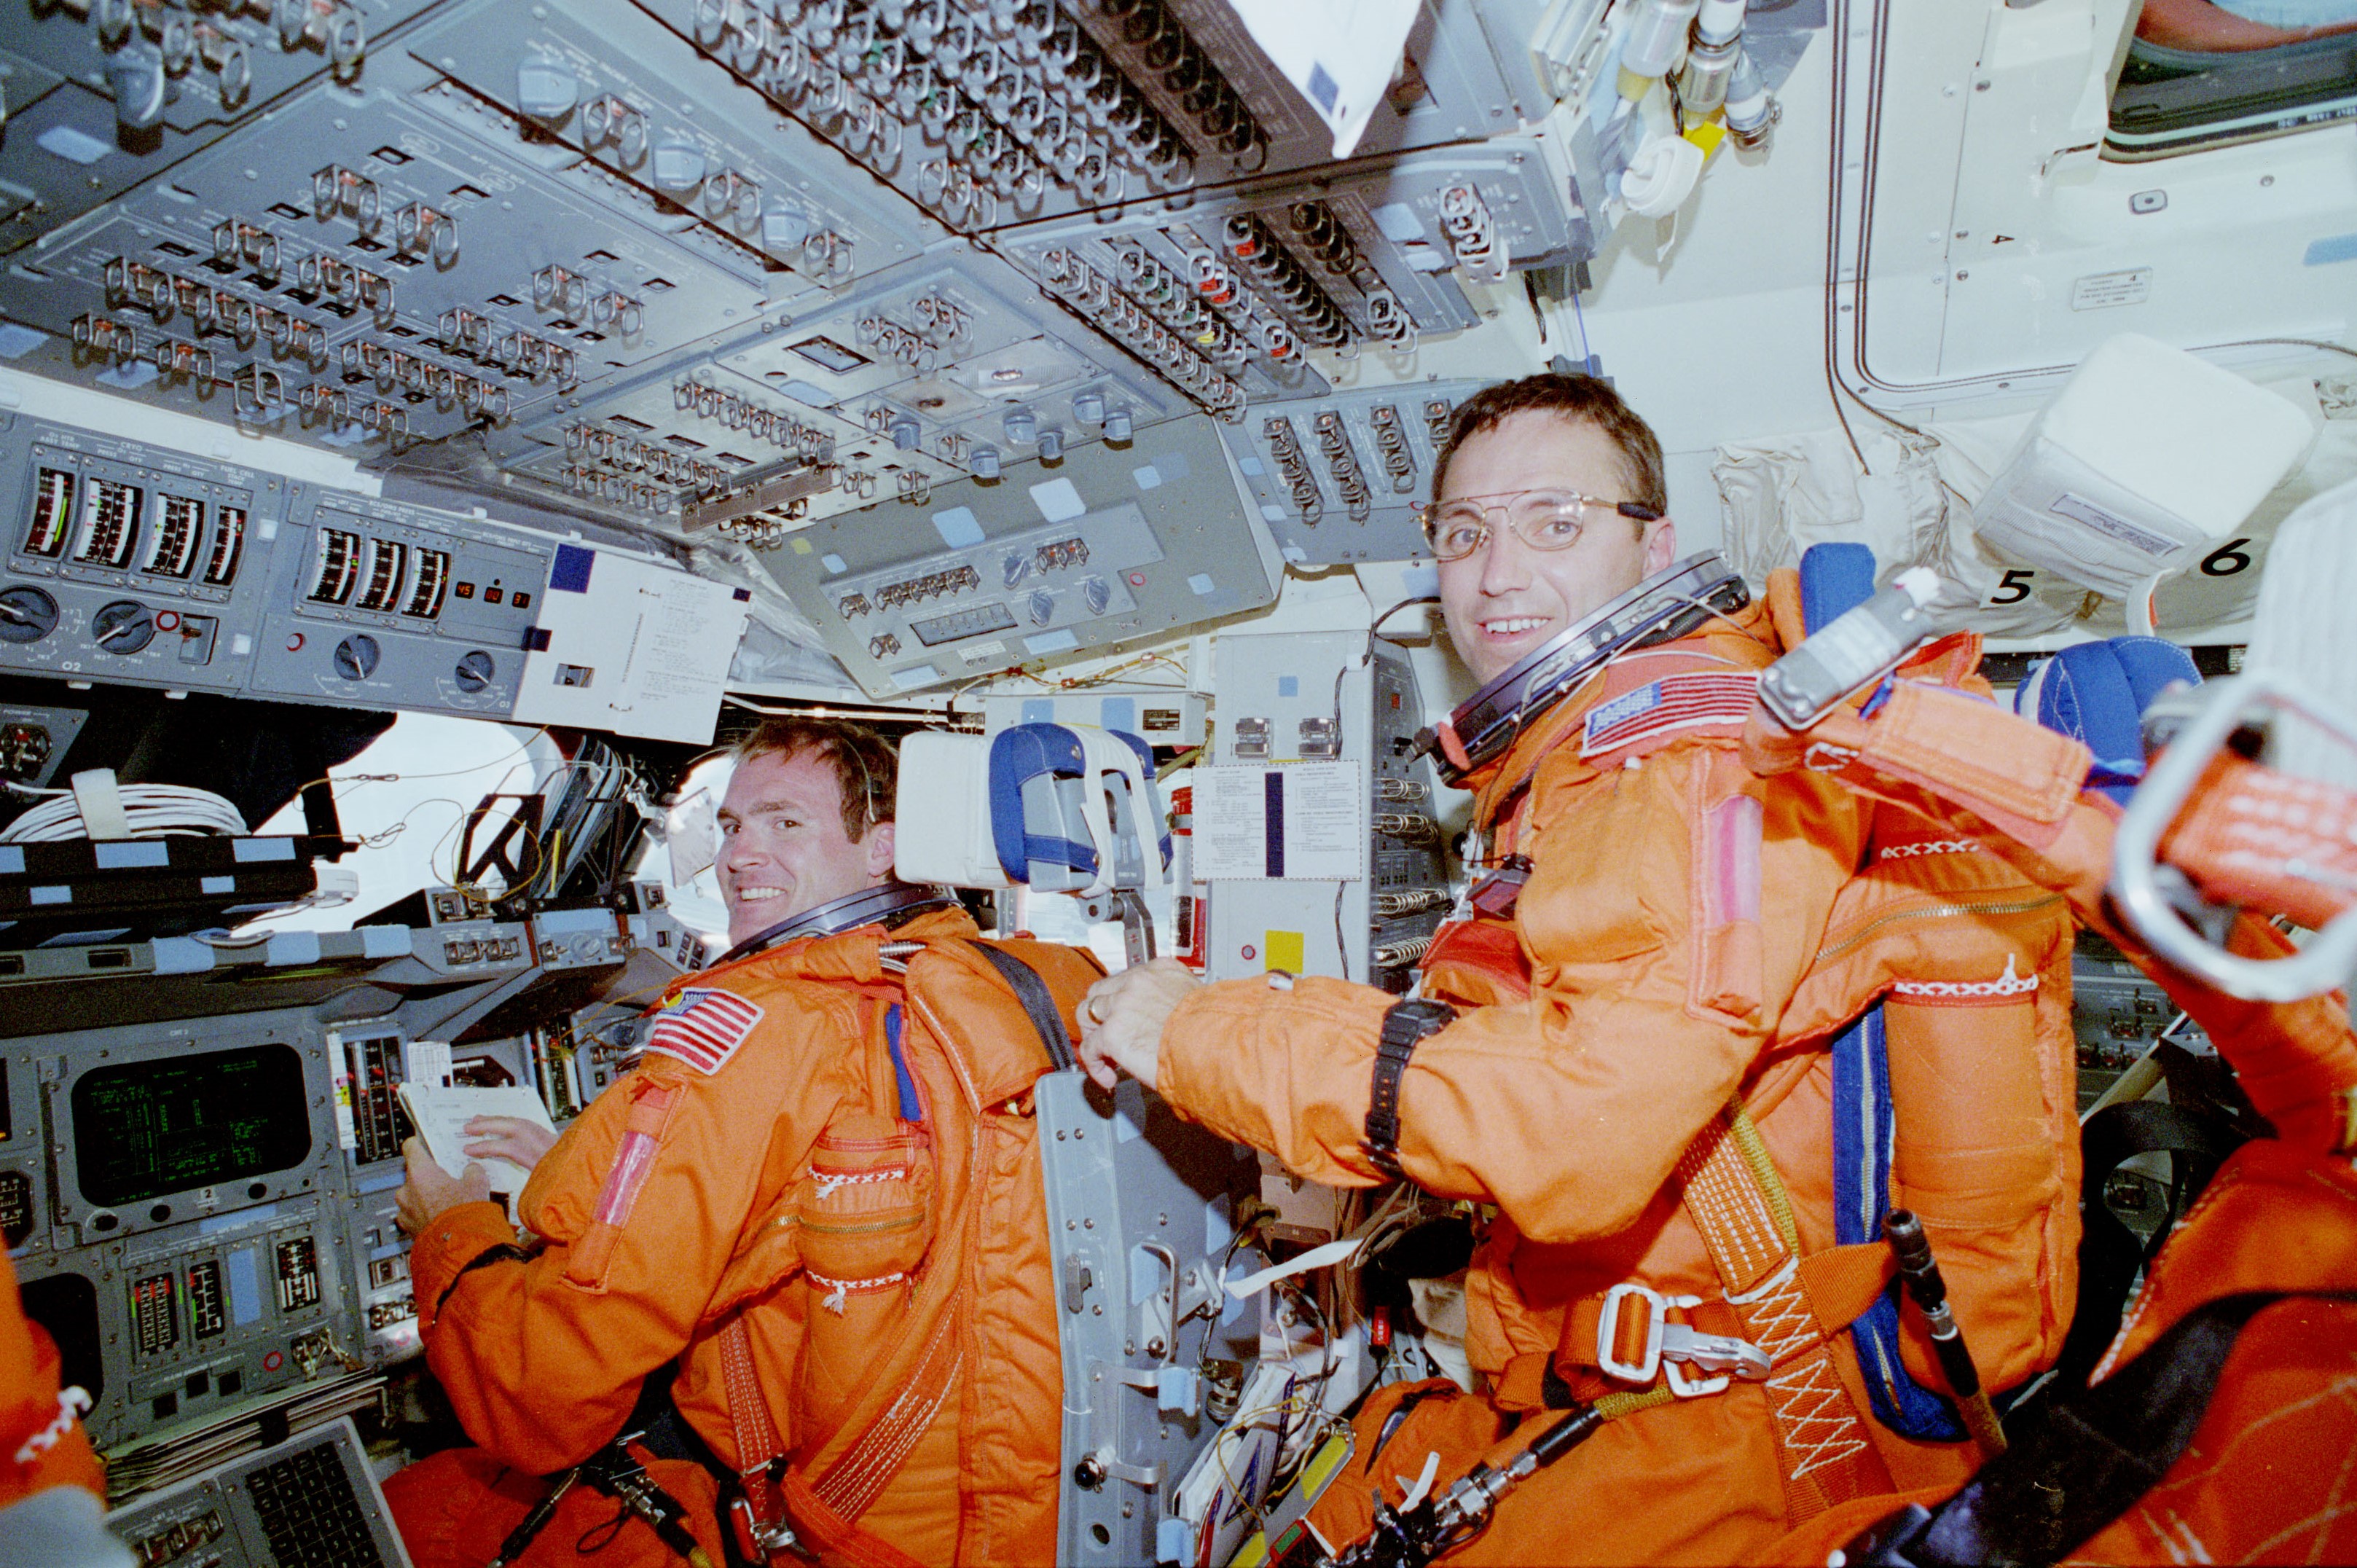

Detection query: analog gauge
xmin=333 ymin=633 xmax=381 ymax=681
xmin=0 ymin=586 xmax=60 ymax=645
xmin=91 ymin=599 xmax=156 ymax=655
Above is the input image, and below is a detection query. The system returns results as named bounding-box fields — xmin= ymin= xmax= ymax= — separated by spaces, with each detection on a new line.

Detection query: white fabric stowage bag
xmin=1970 ymin=333 xmax=2314 ymax=599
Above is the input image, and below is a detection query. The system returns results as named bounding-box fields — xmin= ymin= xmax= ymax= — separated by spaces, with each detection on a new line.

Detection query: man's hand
xmin=1076 ymin=958 xmax=1201 ymax=1091
xmin=394 ymin=1137 xmax=493 ymax=1237
xmin=462 ymin=1115 xmax=557 ymax=1174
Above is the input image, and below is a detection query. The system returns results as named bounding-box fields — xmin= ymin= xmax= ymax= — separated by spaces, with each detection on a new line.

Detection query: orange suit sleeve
xmin=1158 ymin=747 xmax=1869 ymax=1246
xmin=415 ymin=991 xmax=853 ymax=1474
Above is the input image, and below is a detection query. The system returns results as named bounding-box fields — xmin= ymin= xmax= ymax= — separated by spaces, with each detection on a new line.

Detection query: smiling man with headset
xmin=1079 ymin=374 xmax=2084 ymax=1566
xmin=390 ymin=716 xmax=1102 ymax=1568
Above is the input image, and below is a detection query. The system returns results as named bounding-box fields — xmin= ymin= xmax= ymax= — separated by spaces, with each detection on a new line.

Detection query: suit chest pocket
xmin=793 ymin=1113 xmax=937 ymax=1312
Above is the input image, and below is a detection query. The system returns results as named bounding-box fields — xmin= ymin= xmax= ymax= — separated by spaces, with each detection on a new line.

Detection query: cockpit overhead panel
xmin=0 ymin=0 xmax=1617 ymax=592
xmin=1223 ymin=377 xmax=1491 ymax=565
xmin=760 ymin=407 xmax=1278 ymax=696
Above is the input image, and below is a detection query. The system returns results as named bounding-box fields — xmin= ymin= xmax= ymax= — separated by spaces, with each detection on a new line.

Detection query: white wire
xmin=0 ymin=783 xmax=248 ymax=843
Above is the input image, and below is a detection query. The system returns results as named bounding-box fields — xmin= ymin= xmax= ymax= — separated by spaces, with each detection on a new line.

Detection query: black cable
xmin=1371 ymin=595 xmax=1442 ymax=646
xmin=1334 ymin=882 xmax=1349 ymax=974
xmin=575 ymin=1502 xmax=632 ymax=1555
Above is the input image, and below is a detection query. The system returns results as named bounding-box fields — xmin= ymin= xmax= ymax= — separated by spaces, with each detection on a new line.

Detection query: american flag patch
xmin=1582 ymin=672 xmax=1760 ymax=759
xmin=643 ymin=987 xmax=765 ymax=1075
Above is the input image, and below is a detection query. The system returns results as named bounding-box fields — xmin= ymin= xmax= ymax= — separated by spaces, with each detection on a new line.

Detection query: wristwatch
xmin=1362 ymin=999 xmax=1456 ymax=1180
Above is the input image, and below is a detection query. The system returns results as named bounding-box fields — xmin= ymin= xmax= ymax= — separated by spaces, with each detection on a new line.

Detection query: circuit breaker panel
xmin=1204 ymin=630 xmax=1450 ymax=992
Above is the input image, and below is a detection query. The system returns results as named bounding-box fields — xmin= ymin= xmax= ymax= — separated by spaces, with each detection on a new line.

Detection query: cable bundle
xmin=0 ymin=780 xmax=248 ymax=843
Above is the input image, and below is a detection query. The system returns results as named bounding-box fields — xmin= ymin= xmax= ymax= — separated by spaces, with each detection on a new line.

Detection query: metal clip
xmin=1595 ymin=1283 xmax=1770 ymax=1392
xmin=727 ymin=1493 xmax=801 ymax=1556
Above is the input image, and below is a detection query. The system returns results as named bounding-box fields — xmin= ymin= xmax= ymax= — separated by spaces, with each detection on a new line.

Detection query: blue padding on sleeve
xmin=1798 ymin=542 xmax=1878 ymax=635
xmin=2017 ymin=639 xmax=2201 ymax=802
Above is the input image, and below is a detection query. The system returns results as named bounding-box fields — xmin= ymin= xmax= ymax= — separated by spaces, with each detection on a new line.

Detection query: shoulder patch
xmin=643 ymin=987 xmax=766 ymax=1075
xmin=1582 ymin=671 xmax=1759 ymax=759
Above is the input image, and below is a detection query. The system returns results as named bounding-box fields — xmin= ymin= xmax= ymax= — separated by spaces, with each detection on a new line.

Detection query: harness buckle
xmin=1596 ymin=1283 xmax=1773 ymax=1394
xmin=729 ymin=1487 xmax=803 ymax=1559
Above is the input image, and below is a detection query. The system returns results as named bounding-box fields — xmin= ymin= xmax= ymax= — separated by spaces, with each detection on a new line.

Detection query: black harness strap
xmin=2059 ymin=1095 xmax=2247 ymax=1386
xmin=968 ymin=941 xmax=1079 ymax=1073
xmin=1845 ymin=1290 xmax=2354 ymax=1567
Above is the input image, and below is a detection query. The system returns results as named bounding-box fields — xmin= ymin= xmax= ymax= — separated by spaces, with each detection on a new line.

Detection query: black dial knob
xmin=333 ymin=633 xmax=380 ymax=681
xmin=0 ymin=587 xmax=59 ymax=645
xmin=92 ymin=600 xmax=155 ymax=655
xmin=454 ymin=649 xmax=495 ymax=692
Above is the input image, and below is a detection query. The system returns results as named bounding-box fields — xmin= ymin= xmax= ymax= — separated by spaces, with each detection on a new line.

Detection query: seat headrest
xmin=2015 ymin=637 xmax=2202 ymax=801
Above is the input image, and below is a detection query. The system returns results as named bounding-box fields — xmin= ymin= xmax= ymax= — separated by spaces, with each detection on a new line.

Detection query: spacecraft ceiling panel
xmin=1225 ymin=377 xmax=1486 ymax=564
xmin=0 ymin=0 xmax=1611 ymax=655
xmin=398 ymin=0 xmax=944 ymax=290
xmin=0 ymin=0 xmax=447 ymax=254
xmin=764 ymin=410 xmax=1275 ymax=695
xmin=0 ymin=78 xmax=777 ymax=450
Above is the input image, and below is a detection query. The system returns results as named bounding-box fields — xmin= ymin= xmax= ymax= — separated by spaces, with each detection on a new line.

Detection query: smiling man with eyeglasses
xmin=1076 ymin=372 xmax=2081 ymax=1566
xmin=1416 ymin=376 xmax=1679 ymax=682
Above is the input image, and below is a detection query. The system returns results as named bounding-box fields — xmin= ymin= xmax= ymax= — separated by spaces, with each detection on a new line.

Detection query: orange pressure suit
xmin=385 ymin=906 xmax=1102 ymax=1568
xmin=1156 ymin=584 xmax=2081 ymax=1564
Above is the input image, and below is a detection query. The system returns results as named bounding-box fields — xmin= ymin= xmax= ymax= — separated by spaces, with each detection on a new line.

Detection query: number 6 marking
xmin=2199 ymin=538 xmax=2253 ymax=576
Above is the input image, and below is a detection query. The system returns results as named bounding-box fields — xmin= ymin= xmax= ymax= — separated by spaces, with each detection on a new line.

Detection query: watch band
xmin=433 ymin=1242 xmax=530 ymax=1322
xmin=1363 ymin=999 xmax=1456 ymax=1180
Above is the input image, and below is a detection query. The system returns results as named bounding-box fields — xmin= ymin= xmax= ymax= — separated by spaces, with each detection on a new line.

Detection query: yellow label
xmin=1265 ymin=930 xmax=1305 ymax=974
xmin=1687 ymin=121 xmax=1727 ymax=157
xmin=790 ymin=536 xmax=813 ymax=554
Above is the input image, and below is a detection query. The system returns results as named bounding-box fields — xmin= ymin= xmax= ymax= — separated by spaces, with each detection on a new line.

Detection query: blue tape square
xmin=551 ymin=543 xmax=595 ymax=593
xmin=932 ymin=506 xmax=984 ymax=548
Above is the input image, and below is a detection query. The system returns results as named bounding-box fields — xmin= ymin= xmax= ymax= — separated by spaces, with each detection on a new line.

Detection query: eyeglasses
xmin=1416 ymin=489 xmax=1663 ymax=563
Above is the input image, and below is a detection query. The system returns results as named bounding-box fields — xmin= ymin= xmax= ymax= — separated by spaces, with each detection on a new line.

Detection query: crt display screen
xmin=71 ymin=1043 xmax=312 ymax=1210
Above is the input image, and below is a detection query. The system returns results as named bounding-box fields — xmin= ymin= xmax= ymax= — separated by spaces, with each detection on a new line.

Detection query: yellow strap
xmin=1726 ymin=1102 xmax=1799 ymax=1253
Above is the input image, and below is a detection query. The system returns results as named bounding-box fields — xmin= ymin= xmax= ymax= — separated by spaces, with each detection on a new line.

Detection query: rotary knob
xmin=0 ymin=587 xmax=59 ymax=645
xmin=333 ymin=633 xmax=380 ymax=681
xmin=92 ymin=600 xmax=155 ymax=655
xmin=454 ymin=649 xmax=495 ymax=693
